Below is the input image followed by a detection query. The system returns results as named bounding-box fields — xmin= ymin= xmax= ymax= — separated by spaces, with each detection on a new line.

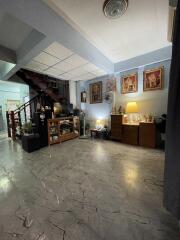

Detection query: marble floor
xmin=0 ymin=131 xmax=7 ymax=141
xmin=0 ymin=137 xmax=180 ymax=240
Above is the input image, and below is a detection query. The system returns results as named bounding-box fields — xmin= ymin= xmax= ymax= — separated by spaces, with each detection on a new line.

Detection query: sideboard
xmin=111 ymin=114 xmax=156 ymax=148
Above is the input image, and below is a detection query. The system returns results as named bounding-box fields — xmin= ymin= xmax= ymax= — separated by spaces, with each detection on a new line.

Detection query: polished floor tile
xmin=0 ymin=138 xmax=179 ymax=240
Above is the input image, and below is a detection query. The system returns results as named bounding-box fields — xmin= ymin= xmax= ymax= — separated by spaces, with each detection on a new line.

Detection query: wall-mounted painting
xmin=6 ymin=100 xmax=20 ymax=111
xmin=143 ymin=67 xmax=164 ymax=91
xmin=106 ymin=78 xmax=116 ymax=92
xmin=90 ymin=81 xmax=102 ymax=104
xmin=81 ymin=91 xmax=87 ymax=103
xmin=121 ymin=73 xmax=138 ymax=94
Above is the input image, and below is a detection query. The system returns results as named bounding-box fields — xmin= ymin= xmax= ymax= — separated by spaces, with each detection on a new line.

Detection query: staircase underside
xmin=6 ymin=69 xmax=70 ymax=140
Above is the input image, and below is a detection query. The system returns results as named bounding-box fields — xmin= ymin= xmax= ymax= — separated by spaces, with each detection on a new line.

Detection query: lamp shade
xmin=126 ymin=102 xmax=138 ymax=113
xmin=53 ymin=102 xmax=62 ymax=114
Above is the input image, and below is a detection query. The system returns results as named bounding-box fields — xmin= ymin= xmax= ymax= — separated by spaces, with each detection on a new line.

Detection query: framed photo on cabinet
xmin=143 ymin=67 xmax=164 ymax=91
xmin=90 ymin=81 xmax=102 ymax=104
xmin=121 ymin=73 xmax=138 ymax=94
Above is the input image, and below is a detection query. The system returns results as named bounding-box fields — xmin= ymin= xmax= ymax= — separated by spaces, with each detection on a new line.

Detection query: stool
xmin=22 ymin=134 xmax=40 ymax=153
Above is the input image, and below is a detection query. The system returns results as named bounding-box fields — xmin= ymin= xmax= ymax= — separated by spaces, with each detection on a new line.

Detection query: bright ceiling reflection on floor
xmin=94 ymin=144 xmax=108 ymax=162
xmin=124 ymin=166 xmax=138 ymax=188
xmin=0 ymin=177 xmax=11 ymax=194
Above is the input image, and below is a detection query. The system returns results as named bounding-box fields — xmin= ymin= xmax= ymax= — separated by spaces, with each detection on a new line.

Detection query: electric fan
xmin=103 ymin=91 xmax=114 ymax=104
xmin=79 ymin=111 xmax=89 ymax=139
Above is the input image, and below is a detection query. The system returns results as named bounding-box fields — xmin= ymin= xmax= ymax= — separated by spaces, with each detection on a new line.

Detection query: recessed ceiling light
xmin=103 ymin=0 xmax=128 ymax=19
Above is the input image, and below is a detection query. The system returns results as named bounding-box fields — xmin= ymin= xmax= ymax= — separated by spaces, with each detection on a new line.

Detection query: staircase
xmin=6 ymin=92 xmax=46 ymax=140
xmin=7 ymin=69 xmax=70 ymax=140
xmin=16 ymin=69 xmax=69 ymax=103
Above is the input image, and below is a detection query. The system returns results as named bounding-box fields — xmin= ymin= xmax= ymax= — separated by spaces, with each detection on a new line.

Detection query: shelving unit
xmin=48 ymin=117 xmax=80 ymax=145
xmin=48 ymin=119 xmax=60 ymax=145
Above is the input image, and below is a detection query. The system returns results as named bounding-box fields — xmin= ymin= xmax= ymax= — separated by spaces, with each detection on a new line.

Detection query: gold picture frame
xmin=106 ymin=78 xmax=116 ymax=92
xmin=121 ymin=73 xmax=138 ymax=94
xmin=143 ymin=67 xmax=164 ymax=91
xmin=90 ymin=81 xmax=102 ymax=104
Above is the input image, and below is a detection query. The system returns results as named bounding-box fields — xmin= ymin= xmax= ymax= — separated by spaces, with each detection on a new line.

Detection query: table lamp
xmin=96 ymin=119 xmax=101 ymax=129
xmin=53 ymin=102 xmax=62 ymax=117
xmin=126 ymin=102 xmax=138 ymax=123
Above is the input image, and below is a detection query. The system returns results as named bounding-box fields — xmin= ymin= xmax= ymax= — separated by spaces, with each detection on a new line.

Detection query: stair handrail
xmin=6 ymin=92 xmax=45 ymax=140
xmin=17 ymin=70 xmax=61 ymax=102
xmin=14 ymin=92 xmax=43 ymax=115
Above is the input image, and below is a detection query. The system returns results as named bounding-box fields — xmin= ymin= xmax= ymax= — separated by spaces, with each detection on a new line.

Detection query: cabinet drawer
xmin=111 ymin=115 xmax=122 ymax=124
xmin=122 ymin=125 xmax=139 ymax=145
xmin=111 ymin=122 xmax=122 ymax=128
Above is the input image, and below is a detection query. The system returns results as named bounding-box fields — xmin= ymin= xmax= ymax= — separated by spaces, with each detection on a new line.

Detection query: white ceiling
xmin=0 ymin=12 xmax=32 ymax=51
xmin=24 ymin=42 xmax=107 ymax=81
xmin=44 ymin=0 xmax=171 ymax=62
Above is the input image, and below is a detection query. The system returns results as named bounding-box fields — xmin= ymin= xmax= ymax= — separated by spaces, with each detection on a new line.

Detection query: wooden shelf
xmin=48 ymin=117 xmax=80 ymax=145
xmin=60 ymin=132 xmax=78 ymax=142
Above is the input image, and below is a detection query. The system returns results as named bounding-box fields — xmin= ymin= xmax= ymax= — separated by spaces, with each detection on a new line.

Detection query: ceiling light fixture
xmin=103 ymin=0 xmax=128 ymax=19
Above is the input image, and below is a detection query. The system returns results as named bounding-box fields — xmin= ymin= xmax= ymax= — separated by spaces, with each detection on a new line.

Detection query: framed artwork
xmin=81 ymin=91 xmax=87 ymax=103
xmin=6 ymin=100 xmax=20 ymax=111
xmin=121 ymin=73 xmax=138 ymax=94
xmin=106 ymin=78 xmax=116 ymax=92
xmin=143 ymin=67 xmax=164 ymax=91
xmin=90 ymin=81 xmax=102 ymax=104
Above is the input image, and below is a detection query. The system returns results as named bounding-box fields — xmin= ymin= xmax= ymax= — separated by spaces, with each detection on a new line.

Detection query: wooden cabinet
xmin=122 ymin=124 xmax=139 ymax=145
xmin=48 ymin=117 xmax=80 ymax=145
xmin=48 ymin=119 xmax=60 ymax=145
xmin=111 ymin=115 xmax=123 ymax=140
xmin=139 ymin=122 xmax=156 ymax=148
xmin=110 ymin=115 xmax=156 ymax=148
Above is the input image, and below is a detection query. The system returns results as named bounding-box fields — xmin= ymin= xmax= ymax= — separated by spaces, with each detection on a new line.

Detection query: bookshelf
xmin=48 ymin=117 xmax=80 ymax=145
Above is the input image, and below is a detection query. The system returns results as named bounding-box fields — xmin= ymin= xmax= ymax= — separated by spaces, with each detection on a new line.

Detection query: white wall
xmin=0 ymin=80 xmax=29 ymax=130
xmin=115 ymin=61 xmax=170 ymax=116
xmin=77 ymin=59 xmax=171 ymax=127
xmin=69 ymin=80 xmax=77 ymax=107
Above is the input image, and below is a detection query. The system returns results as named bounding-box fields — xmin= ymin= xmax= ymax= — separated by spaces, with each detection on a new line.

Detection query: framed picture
xmin=81 ymin=91 xmax=87 ymax=103
xmin=106 ymin=78 xmax=116 ymax=92
xmin=121 ymin=73 xmax=138 ymax=94
xmin=90 ymin=81 xmax=102 ymax=104
xmin=143 ymin=67 xmax=164 ymax=91
xmin=6 ymin=100 xmax=20 ymax=111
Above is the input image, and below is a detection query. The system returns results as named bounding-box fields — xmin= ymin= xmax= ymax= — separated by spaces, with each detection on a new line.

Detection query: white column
xmin=69 ymin=80 xmax=77 ymax=107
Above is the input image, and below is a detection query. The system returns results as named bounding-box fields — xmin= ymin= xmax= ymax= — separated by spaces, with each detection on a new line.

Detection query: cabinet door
xmin=139 ymin=123 xmax=156 ymax=148
xmin=122 ymin=125 xmax=139 ymax=145
xmin=111 ymin=126 xmax=122 ymax=140
xmin=111 ymin=115 xmax=122 ymax=140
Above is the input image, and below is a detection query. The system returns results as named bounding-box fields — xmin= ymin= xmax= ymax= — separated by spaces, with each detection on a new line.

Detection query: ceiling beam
xmin=2 ymin=31 xmax=52 ymax=81
xmin=0 ymin=45 xmax=16 ymax=63
xmin=114 ymin=46 xmax=172 ymax=73
xmin=0 ymin=0 xmax=114 ymax=74
xmin=16 ymin=29 xmax=46 ymax=64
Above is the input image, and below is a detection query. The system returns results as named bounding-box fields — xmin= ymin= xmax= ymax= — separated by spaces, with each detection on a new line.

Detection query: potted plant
xmin=22 ymin=121 xmax=33 ymax=136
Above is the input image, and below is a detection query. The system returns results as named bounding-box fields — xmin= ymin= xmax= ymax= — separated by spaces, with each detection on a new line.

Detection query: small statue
xmin=118 ymin=105 xmax=123 ymax=114
xmin=148 ymin=114 xmax=153 ymax=122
